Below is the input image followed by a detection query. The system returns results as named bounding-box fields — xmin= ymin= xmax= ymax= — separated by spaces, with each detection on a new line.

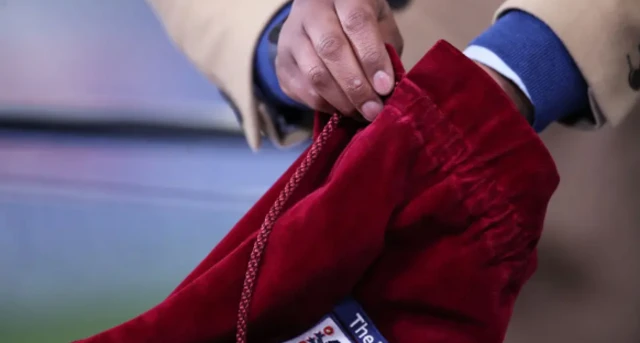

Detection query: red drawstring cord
xmin=236 ymin=113 xmax=342 ymax=343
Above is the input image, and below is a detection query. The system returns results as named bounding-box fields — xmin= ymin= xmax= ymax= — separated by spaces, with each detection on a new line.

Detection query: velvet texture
xmin=74 ymin=41 xmax=559 ymax=343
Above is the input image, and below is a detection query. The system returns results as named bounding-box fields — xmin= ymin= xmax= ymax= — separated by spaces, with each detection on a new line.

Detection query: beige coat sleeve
xmin=497 ymin=0 xmax=640 ymax=128
xmin=145 ymin=0 xmax=292 ymax=150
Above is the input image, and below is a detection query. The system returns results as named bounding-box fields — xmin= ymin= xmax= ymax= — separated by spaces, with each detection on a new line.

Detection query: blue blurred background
xmin=0 ymin=0 xmax=238 ymax=130
xmin=0 ymin=1 xmax=303 ymax=342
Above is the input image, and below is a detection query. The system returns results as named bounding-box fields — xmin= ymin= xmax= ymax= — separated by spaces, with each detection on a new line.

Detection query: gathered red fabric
xmin=74 ymin=40 xmax=559 ymax=343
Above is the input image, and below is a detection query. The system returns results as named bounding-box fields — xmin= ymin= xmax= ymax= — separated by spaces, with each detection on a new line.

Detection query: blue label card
xmin=332 ymin=299 xmax=388 ymax=343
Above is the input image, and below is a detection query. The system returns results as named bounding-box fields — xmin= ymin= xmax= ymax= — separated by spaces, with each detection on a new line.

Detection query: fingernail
xmin=361 ymin=101 xmax=383 ymax=121
xmin=373 ymin=71 xmax=393 ymax=95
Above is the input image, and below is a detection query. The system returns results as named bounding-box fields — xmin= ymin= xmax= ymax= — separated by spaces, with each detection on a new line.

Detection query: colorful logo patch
xmin=282 ymin=299 xmax=388 ymax=343
xmin=283 ymin=316 xmax=351 ymax=343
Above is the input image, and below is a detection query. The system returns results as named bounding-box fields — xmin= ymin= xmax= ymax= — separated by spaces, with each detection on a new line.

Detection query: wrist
xmin=475 ymin=61 xmax=534 ymax=124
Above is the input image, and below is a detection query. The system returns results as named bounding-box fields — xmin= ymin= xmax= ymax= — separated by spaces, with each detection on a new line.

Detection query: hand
xmin=275 ymin=0 xmax=403 ymax=121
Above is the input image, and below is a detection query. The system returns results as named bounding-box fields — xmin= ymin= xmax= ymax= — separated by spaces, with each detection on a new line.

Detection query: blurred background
xmin=0 ymin=1 xmax=638 ymax=342
xmin=0 ymin=1 xmax=305 ymax=341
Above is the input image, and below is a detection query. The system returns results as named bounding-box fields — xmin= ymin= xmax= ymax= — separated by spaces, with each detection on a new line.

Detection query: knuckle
xmin=344 ymin=76 xmax=366 ymax=93
xmin=316 ymin=34 xmax=344 ymax=61
xmin=306 ymin=65 xmax=331 ymax=88
xmin=360 ymin=48 xmax=384 ymax=69
xmin=343 ymin=77 xmax=369 ymax=101
xmin=343 ymin=8 xmax=373 ymax=34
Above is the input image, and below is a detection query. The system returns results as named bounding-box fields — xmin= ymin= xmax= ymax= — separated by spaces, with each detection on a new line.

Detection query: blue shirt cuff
xmin=467 ymin=10 xmax=589 ymax=132
xmin=254 ymin=3 xmax=308 ymax=109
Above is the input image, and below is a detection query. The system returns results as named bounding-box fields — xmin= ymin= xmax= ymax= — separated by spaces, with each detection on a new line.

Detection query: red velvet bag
xmin=74 ymin=41 xmax=559 ymax=343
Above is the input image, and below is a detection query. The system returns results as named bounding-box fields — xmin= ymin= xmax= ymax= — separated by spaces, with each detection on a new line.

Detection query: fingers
xmin=276 ymin=15 xmax=336 ymax=114
xmin=291 ymin=40 xmax=357 ymax=115
xmin=301 ymin=3 xmax=383 ymax=120
xmin=334 ymin=0 xmax=395 ymax=96
xmin=275 ymin=51 xmax=336 ymax=114
xmin=274 ymin=0 xmax=404 ymax=121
